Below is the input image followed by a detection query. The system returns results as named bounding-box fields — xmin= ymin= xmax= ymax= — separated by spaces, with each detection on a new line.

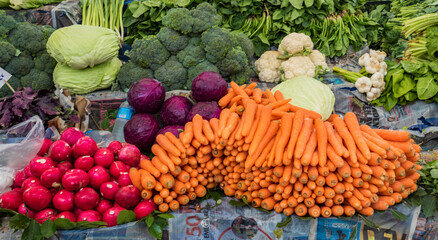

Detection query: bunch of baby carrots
xmin=129 ymin=81 xmax=422 ymax=217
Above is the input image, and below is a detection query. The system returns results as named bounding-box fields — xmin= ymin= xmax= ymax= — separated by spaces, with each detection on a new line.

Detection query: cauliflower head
xmin=278 ymin=33 xmax=314 ymax=57
xmin=254 ymin=51 xmax=283 ymax=83
xmin=309 ymin=50 xmax=329 ymax=74
xmin=281 ymin=56 xmax=315 ymax=80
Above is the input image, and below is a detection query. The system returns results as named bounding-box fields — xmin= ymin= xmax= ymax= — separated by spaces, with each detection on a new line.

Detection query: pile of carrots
xmin=129 ymin=81 xmax=422 ymax=217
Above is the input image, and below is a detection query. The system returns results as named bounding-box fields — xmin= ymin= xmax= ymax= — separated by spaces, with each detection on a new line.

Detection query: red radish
xmin=48 ymin=140 xmax=72 ymax=162
xmin=94 ymin=148 xmax=115 ymax=167
xmin=23 ymin=165 xmax=33 ymax=178
xmin=100 ymin=182 xmax=120 ymax=200
xmin=118 ymin=145 xmax=141 ymax=167
xmin=113 ymin=202 xmax=121 ymax=207
xmin=118 ymin=172 xmax=132 ymax=187
xmin=73 ymin=208 xmax=84 ymax=217
xmin=12 ymin=188 xmax=23 ymax=194
xmin=72 ymin=137 xmax=98 ymax=158
xmin=74 ymin=187 xmax=99 ymax=210
xmin=115 ymin=185 xmax=141 ymax=209
xmin=23 ymin=185 xmax=52 ymax=211
xmin=56 ymin=161 xmax=73 ymax=175
xmin=18 ymin=203 xmax=36 ymax=218
xmin=108 ymin=141 xmax=123 ymax=155
xmin=41 ymin=168 xmax=62 ymax=188
xmin=35 ymin=208 xmax=57 ymax=224
xmin=38 ymin=139 xmax=53 ymax=156
xmin=62 ymin=169 xmax=89 ymax=191
xmin=12 ymin=170 xmax=27 ymax=189
xmin=88 ymin=166 xmax=110 ymax=189
xmin=57 ymin=211 xmax=77 ymax=222
xmin=53 ymin=190 xmax=75 ymax=212
xmin=0 ymin=190 xmax=22 ymax=211
xmin=74 ymin=156 xmax=94 ymax=172
xmin=103 ymin=206 xmax=126 ymax=227
xmin=133 ymin=200 xmax=157 ymax=220
xmin=77 ymin=210 xmax=101 ymax=222
xmin=29 ymin=157 xmax=55 ymax=178
xmin=109 ymin=161 xmax=129 ymax=178
xmin=61 ymin=127 xmax=85 ymax=146
xmin=49 ymin=188 xmax=60 ymax=197
xmin=21 ymin=177 xmax=42 ymax=191
xmin=96 ymin=200 xmax=113 ymax=215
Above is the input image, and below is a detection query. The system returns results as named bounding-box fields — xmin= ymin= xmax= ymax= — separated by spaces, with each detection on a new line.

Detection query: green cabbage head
xmin=47 ymin=25 xmax=120 ymax=70
xmin=9 ymin=0 xmax=63 ymax=10
xmin=53 ymin=57 xmax=122 ymax=94
xmin=0 ymin=0 xmax=9 ymax=8
xmin=272 ymin=76 xmax=335 ymax=121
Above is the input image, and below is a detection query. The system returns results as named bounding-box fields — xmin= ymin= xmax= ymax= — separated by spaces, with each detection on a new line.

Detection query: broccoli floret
xmin=190 ymin=2 xmax=222 ymax=33
xmin=34 ymin=53 xmax=56 ymax=74
xmin=0 ymin=41 xmax=16 ymax=68
xmin=117 ymin=62 xmax=154 ymax=91
xmin=5 ymin=53 xmax=34 ymax=78
xmin=201 ymin=27 xmax=233 ymax=63
xmin=157 ymin=27 xmax=190 ymax=54
xmin=187 ymin=60 xmax=219 ymax=89
xmin=0 ymin=11 xmax=17 ymax=38
xmin=176 ymin=44 xmax=206 ymax=68
xmin=0 ymin=76 xmax=21 ymax=98
xmin=40 ymin=25 xmax=55 ymax=41
xmin=162 ymin=8 xmax=193 ymax=34
xmin=229 ymin=65 xmax=250 ymax=85
xmin=7 ymin=23 xmax=46 ymax=56
xmin=232 ymin=32 xmax=254 ymax=61
xmin=216 ymin=47 xmax=248 ymax=77
xmin=127 ymin=35 xmax=170 ymax=71
xmin=154 ymin=56 xmax=187 ymax=91
xmin=189 ymin=37 xmax=201 ymax=46
xmin=20 ymin=69 xmax=53 ymax=91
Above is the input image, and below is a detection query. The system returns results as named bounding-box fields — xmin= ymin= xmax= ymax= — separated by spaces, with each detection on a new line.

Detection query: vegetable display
xmin=130 ymin=81 xmax=421 ymax=217
xmin=0 ymin=11 xmax=56 ymax=98
xmin=118 ymin=3 xmax=254 ymax=92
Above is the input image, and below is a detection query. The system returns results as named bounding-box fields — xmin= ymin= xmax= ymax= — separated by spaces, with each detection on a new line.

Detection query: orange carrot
xmin=301 ymin=130 xmax=317 ymax=166
xmin=156 ymin=134 xmax=181 ymax=157
xmin=344 ymin=112 xmax=371 ymax=160
xmin=289 ymin=105 xmax=322 ymax=119
xmin=294 ymin=117 xmax=314 ymax=159
xmin=314 ymin=118 xmax=328 ymax=167
xmin=248 ymin=107 xmax=274 ymax=167
xmin=321 ymin=206 xmax=332 ymax=218
xmin=182 ymin=122 xmax=194 ymax=145
xmin=274 ymin=113 xmax=293 ymax=166
xmin=333 ymin=116 xmax=357 ymax=163
xmin=152 ymin=156 xmax=169 ymax=174
xmin=274 ymin=90 xmax=284 ymax=101
xmin=295 ymin=203 xmax=308 ymax=216
xmin=286 ymin=110 xmax=305 ymax=160
xmin=221 ymin=112 xmax=240 ymax=140
xmin=332 ymin=205 xmax=345 ymax=216
xmin=327 ymin=144 xmax=345 ymax=168
xmin=253 ymin=88 xmax=263 ymax=104
xmin=373 ymin=129 xmax=411 ymax=142
xmin=261 ymin=197 xmax=276 ymax=210
xmin=309 ymin=205 xmax=321 ymax=218
xmin=152 ymin=145 xmax=176 ymax=172
xmin=218 ymin=91 xmax=236 ymax=108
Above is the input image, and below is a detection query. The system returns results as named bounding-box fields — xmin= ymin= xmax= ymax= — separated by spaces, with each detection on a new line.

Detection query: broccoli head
xmin=127 ymin=35 xmax=170 ymax=71
xmin=40 ymin=25 xmax=55 ymax=41
xmin=117 ymin=62 xmax=154 ymax=91
xmin=0 ymin=76 xmax=21 ymax=98
xmin=5 ymin=53 xmax=34 ymax=78
xmin=20 ymin=69 xmax=53 ymax=91
xmin=0 ymin=41 xmax=16 ymax=68
xmin=34 ymin=52 xmax=57 ymax=74
xmin=154 ymin=56 xmax=187 ymax=91
xmin=229 ymin=65 xmax=251 ymax=85
xmin=157 ymin=27 xmax=190 ymax=54
xmin=187 ymin=60 xmax=219 ymax=89
xmin=216 ymin=47 xmax=248 ymax=77
xmin=7 ymin=23 xmax=46 ymax=56
xmin=189 ymin=37 xmax=201 ymax=46
xmin=232 ymin=32 xmax=254 ymax=61
xmin=176 ymin=43 xmax=206 ymax=68
xmin=190 ymin=2 xmax=222 ymax=33
xmin=162 ymin=8 xmax=193 ymax=34
xmin=201 ymin=27 xmax=233 ymax=63
xmin=0 ymin=11 xmax=17 ymax=38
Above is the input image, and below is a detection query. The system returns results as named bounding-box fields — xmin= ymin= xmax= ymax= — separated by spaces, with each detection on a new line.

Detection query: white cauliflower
xmin=254 ymin=51 xmax=283 ymax=83
xmin=281 ymin=56 xmax=315 ymax=79
xmin=309 ymin=50 xmax=329 ymax=73
xmin=358 ymin=53 xmax=370 ymax=66
xmin=355 ymin=77 xmax=372 ymax=93
xmin=370 ymin=49 xmax=387 ymax=62
xmin=278 ymin=33 xmax=314 ymax=57
xmin=365 ymin=57 xmax=381 ymax=74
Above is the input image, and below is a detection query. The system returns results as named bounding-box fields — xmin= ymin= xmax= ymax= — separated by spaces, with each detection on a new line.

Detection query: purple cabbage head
xmin=160 ymin=96 xmax=193 ymax=126
xmin=127 ymin=78 xmax=165 ymax=114
xmin=191 ymin=71 xmax=228 ymax=102
xmin=124 ymin=113 xmax=160 ymax=151
xmin=186 ymin=101 xmax=221 ymax=122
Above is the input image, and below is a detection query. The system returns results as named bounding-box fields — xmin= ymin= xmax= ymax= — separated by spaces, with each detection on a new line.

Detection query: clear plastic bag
xmin=0 ymin=116 xmax=44 ymax=194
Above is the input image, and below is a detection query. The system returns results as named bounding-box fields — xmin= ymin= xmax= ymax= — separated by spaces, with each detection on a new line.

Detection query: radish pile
xmin=0 ymin=128 xmax=156 ymax=226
